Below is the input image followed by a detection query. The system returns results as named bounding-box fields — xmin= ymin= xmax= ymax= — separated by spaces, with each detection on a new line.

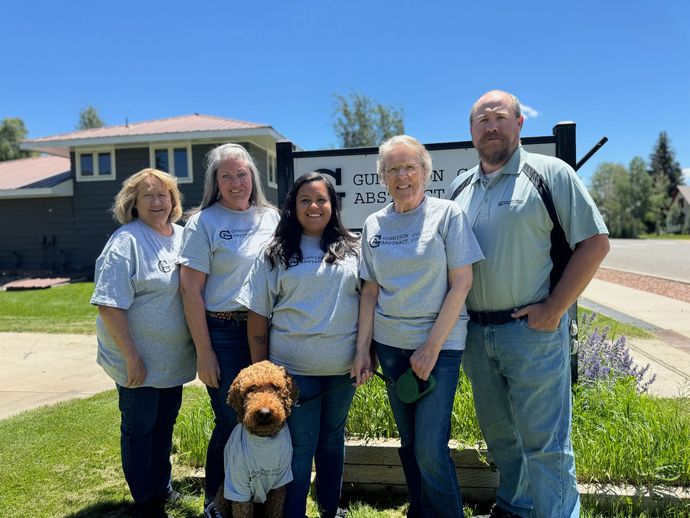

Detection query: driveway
xmin=602 ymin=239 xmax=690 ymax=282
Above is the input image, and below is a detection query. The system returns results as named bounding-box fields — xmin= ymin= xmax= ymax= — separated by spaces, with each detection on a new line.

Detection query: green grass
xmin=2 ymin=384 xmax=689 ymax=517
xmin=0 ymin=282 xmax=97 ymax=333
xmin=580 ymin=306 xmax=653 ymax=339
xmin=639 ymin=233 xmax=690 ymax=240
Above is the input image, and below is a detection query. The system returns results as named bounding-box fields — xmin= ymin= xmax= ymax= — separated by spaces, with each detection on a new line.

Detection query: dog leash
xmin=293 ymin=371 xmax=393 ymax=407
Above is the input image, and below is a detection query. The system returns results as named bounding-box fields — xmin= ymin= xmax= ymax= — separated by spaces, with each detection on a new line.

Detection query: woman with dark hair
xmin=178 ymin=143 xmax=279 ymax=514
xmin=237 ymin=172 xmax=359 ymax=518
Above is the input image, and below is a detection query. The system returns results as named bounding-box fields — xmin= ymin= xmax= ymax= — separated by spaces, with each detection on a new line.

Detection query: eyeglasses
xmin=385 ymin=163 xmax=419 ymax=175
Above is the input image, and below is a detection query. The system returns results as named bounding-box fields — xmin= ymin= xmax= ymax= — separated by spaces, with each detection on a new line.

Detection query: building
xmin=1 ymin=114 xmax=288 ymax=275
xmin=666 ymin=185 xmax=690 ymax=234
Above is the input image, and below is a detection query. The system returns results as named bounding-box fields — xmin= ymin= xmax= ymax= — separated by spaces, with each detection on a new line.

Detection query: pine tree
xmin=0 ymin=118 xmax=31 ymax=161
xmin=648 ymin=131 xmax=683 ymax=196
xmin=77 ymin=106 xmax=105 ymax=130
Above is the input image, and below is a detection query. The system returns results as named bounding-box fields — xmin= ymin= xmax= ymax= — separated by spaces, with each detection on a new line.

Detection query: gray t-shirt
xmin=224 ymin=424 xmax=293 ymax=503
xmin=237 ymin=235 xmax=360 ymax=376
xmin=448 ymin=146 xmax=608 ymax=311
xmin=178 ymin=203 xmax=279 ymax=312
xmin=360 ymin=196 xmax=484 ymax=350
xmin=91 ymin=219 xmax=196 ymax=388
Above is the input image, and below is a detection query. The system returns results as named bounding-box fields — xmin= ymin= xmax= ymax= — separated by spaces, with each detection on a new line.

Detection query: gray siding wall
xmin=0 ymin=197 xmax=79 ymax=273
xmin=1 ymin=140 xmax=280 ymax=276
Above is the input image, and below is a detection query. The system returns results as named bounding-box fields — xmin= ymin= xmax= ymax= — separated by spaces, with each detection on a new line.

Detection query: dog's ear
xmin=285 ymin=372 xmax=299 ymax=409
xmin=227 ymin=376 xmax=243 ymax=414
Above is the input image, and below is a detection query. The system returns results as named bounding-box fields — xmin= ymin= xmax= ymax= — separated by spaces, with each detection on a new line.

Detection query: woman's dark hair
xmin=265 ymin=172 xmax=359 ymax=268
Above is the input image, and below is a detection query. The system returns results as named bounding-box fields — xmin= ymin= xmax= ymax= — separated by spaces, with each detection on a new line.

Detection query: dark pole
xmin=276 ymin=141 xmax=295 ymax=210
xmin=553 ymin=122 xmax=579 ymax=385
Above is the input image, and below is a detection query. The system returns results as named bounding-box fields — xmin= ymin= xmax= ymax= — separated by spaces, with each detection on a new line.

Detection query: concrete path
xmin=0 ymin=332 xmax=113 ymax=420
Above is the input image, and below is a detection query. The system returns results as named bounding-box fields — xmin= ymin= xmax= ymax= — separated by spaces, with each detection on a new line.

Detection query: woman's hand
xmin=351 ymin=350 xmax=374 ymax=386
xmin=124 ymin=349 xmax=147 ymax=387
xmin=410 ymin=344 xmax=440 ymax=381
xmin=196 ymin=350 xmax=221 ymax=388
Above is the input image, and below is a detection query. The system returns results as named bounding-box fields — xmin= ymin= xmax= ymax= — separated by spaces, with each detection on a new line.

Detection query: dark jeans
xmin=116 ymin=384 xmax=182 ymax=506
xmin=375 ymin=341 xmax=464 ymax=518
xmin=284 ymin=373 xmax=356 ymax=518
xmin=204 ymin=315 xmax=252 ymax=502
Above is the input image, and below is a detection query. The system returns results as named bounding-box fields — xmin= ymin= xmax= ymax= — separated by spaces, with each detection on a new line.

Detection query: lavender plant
xmin=578 ymin=312 xmax=656 ymax=392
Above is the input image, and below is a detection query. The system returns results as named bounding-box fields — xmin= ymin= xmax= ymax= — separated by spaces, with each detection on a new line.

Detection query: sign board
xmin=277 ymin=128 xmax=572 ymax=230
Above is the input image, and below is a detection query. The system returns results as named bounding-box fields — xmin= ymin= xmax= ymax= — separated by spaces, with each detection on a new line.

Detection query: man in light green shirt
xmin=449 ymin=90 xmax=609 ymax=518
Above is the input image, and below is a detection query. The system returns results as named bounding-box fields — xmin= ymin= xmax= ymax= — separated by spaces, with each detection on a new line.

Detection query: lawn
xmin=0 ymin=282 xmax=97 ymax=333
xmin=1 ymin=385 xmax=688 ymax=517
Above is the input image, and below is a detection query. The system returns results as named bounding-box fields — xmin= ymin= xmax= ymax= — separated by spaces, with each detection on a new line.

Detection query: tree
xmin=627 ymin=156 xmax=652 ymax=236
xmin=648 ymin=173 xmax=671 ymax=235
xmin=0 ymin=117 xmax=31 ymax=161
xmin=648 ymin=131 xmax=683 ymax=196
xmin=590 ymin=162 xmax=635 ymax=237
xmin=333 ymin=92 xmax=404 ymax=148
xmin=77 ymin=106 xmax=105 ymax=130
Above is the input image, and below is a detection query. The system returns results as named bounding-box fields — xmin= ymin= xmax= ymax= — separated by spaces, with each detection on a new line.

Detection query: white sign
xmin=293 ymin=142 xmax=556 ymax=229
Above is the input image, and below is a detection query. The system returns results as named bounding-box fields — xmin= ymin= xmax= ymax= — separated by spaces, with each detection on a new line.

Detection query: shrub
xmin=577 ymin=312 xmax=656 ymax=392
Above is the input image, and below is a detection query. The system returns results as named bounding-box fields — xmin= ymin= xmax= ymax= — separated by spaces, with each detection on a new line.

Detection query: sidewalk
xmin=582 ymin=279 xmax=690 ymax=397
xmin=0 ymin=332 xmax=112 ymax=420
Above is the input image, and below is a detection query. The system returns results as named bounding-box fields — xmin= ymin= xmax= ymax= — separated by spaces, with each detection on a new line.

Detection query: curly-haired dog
xmin=209 ymin=360 xmax=299 ymax=518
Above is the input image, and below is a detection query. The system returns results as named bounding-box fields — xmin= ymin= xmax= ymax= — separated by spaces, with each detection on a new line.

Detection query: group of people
xmin=91 ymin=89 xmax=609 ymax=518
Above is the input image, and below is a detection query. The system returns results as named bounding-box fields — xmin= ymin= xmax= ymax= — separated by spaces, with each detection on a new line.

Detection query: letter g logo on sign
xmin=219 ymin=230 xmax=233 ymax=240
xmin=368 ymin=235 xmax=381 ymax=248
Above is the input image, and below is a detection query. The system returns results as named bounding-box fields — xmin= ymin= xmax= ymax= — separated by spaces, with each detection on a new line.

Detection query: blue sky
xmin=4 ymin=0 xmax=689 ymax=184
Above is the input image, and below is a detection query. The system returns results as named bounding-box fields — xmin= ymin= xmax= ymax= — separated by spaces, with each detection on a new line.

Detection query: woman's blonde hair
xmin=111 ymin=168 xmax=183 ymax=225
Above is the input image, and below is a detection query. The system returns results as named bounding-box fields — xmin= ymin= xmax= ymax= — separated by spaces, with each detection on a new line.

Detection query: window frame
xmin=266 ymin=150 xmax=277 ymax=189
xmin=149 ymin=142 xmax=194 ymax=184
xmin=75 ymin=148 xmax=116 ymax=181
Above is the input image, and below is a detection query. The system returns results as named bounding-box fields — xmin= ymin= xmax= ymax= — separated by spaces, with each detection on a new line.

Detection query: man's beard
xmin=477 ymin=136 xmax=516 ymax=167
xmin=480 ymin=147 xmax=512 ymax=166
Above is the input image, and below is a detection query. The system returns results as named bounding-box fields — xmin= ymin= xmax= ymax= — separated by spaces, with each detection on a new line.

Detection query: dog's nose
xmin=258 ymin=408 xmax=272 ymax=422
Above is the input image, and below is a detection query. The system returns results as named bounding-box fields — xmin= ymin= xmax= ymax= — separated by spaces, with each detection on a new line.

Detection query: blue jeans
xmin=375 ymin=342 xmax=464 ymax=518
xmin=463 ymin=314 xmax=580 ymax=518
xmin=116 ymin=384 xmax=182 ymax=505
xmin=284 ymin=373 xmax=356 ymax=518
xmin=204 ymin=315 xmax=252 ymax=502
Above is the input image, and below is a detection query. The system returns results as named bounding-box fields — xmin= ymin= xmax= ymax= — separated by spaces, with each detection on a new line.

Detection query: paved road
xmin=602 ymin=239 xmax=690 ymax=282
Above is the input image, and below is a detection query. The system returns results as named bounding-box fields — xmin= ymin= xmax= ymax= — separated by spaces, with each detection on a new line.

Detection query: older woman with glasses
xmin=352 ymin=135 xmax=484 ymax=518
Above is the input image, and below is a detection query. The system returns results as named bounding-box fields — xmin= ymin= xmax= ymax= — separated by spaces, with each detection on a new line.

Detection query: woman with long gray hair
xmin=178 ymin=143 xmax=279 ymax=515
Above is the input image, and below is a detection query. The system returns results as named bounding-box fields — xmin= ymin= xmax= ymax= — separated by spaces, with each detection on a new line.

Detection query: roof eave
xmin=0 ymin=180 xmax=74 ymax=199
xmin=21 ymin=127 xmax=287 ymax=151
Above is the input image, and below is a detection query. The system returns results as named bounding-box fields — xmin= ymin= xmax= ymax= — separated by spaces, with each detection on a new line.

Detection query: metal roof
xmin=21 ymin=114 xmax=284 ymax=148
xmin=0 ymin=156 xmax=71 ymax=190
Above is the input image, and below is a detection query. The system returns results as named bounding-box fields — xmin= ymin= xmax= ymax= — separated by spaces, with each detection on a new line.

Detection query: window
xmin=267 ymin=152 xmax=277 ymax=188
xmin=76 ymin=149 xmax=115 ymax=181
xmin=150 ymin=144 xmax=193 ymax=183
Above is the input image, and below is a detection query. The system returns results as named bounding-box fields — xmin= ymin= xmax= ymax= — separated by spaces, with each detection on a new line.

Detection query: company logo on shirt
xmin=219 ymin=227 xmax=270 ymax=240
xmin=497 ymin=199 xmax=525 ymax=207
xmin=288 ymin=255 xmax=324 ymax=267
xmin=158 ymin=259 xmax=173 ymax=273
xmin=368 ymin=230 xmax=433 ymax=248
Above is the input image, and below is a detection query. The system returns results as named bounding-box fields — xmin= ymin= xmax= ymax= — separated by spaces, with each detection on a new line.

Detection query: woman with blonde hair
xmin=91 ymin=168 xmax=195 ymax=518
xmin=178 ymin=143 xmax=280 ymax=515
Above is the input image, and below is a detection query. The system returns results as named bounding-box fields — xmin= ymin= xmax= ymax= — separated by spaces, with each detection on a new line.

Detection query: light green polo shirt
xmin=448 ymin=146 xmax=607 ymax=312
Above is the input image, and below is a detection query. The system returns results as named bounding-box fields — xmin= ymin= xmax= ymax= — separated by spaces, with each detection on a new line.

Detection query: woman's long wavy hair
xmin=265 ymin=172 xmax=358 ymax=269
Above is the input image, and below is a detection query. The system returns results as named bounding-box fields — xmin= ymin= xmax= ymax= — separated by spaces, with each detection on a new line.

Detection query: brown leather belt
xmin=205 ymin=310 xmax=248 ymax=322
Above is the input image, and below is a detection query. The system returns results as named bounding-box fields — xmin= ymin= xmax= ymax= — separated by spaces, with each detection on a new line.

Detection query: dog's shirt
xmin=223 ymin=424 xmax=293 ymax=503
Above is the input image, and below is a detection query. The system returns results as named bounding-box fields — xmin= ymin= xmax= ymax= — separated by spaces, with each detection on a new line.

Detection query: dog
xmin=210 ymin=360 xmax=299 ymax=518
